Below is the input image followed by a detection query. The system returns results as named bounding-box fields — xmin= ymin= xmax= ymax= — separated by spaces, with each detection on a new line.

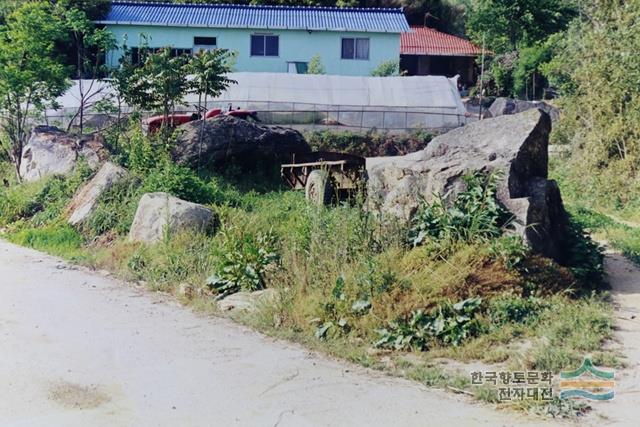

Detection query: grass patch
xmin=551 ymin=156 xmax=640 ymax=264
xmin=566 ymin=205 xmax=640 ymax=266
xmin=8 ymin=222 xmax=89 ymax=262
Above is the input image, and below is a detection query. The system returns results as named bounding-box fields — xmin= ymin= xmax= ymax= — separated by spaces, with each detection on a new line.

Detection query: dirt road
xmin=0 ymin=240 xmax=557 ymax=427
xmin=590 ymin=251 xmax=640 ymax=425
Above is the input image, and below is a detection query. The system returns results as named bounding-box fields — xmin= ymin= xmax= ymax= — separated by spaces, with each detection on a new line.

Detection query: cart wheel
xmin=305 ymin=170 xmax=333 ymax=206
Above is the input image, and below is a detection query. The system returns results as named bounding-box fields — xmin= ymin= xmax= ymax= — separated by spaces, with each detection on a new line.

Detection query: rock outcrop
xmin=367 ymin=109 xmax=568 ymax=262
xmin=66 ymin=162 xmax=128 ymax=226
xmin=129 ymin=192 xmax=215 ymax=244
xmin=19 ymin=126 xmax=107 ymax=182
xmin=172 ymin=115 xmax=310 ymax=170
xmin=489 ymin=98 xmax=560 ymax=122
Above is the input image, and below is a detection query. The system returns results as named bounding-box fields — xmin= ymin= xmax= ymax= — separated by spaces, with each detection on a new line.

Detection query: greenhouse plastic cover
xmin=214 ymin=72 xmax=465 ymax=110
xmin=55 ymin=73 xmax=466 ymax=129
xmin=59 ymin=73 xmax=463 ymax=110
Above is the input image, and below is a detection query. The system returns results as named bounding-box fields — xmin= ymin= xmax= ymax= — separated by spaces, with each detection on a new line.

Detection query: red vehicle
xmin=143 ymin=104 xmax=259 ymax=133
xmin=225 ymin=104 xmax=261 ymax=122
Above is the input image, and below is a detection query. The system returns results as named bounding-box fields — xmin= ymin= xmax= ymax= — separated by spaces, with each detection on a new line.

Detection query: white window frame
xmin=341 ymin=37 xmax=370 ymax=61
xmin=250 ymin=34 xmax=279 ymax=57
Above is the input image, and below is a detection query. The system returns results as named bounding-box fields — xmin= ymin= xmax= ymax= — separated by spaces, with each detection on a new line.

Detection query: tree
xmin=52 ymin=0 xmax=111 ymax=20
xmin=126 ymin=48 xmax=191 ymax=133
xmin=307 ymin=54 xmax=326 ymax=75
xmin=546 ymin=1 xmax=640 ymax=167
xmin=0 ymin=1 xmax=70 ymax=179
xmin=101 ymin=44 xmax=138 ymax=150
xmin=0 ymin=1 xmax=21 ymax=25
xmin=188 ymin=49 xmax=236 ymax=167
xmin=513 ymin=41 xmax=554 ymax=100
xmin=63 ymin=8 xmax=116 ymax=134
xmin=466 ymin=0 xmax=577 ymax=53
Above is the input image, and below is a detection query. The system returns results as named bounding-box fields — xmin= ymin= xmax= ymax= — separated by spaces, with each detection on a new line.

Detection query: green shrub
xmin=408 ymin=172 xmax=510 ymax=247
xmin=142 ymin=161 xmax=217 ymax=204
xmin=375 ymin=298 xmax=484 ymax=351
xmin=546 ymin=2 xmax=640 ymax=208
xmin=125 ymin=232 xmax=217 ymax=287
xmin=306 ymin=54 xmax=325 ymax=74
xmin=30 ymin=163 xmax=92 ymax=226
xmin=85 ymin=176 xmax=142 ymax=236
xmin=206 ymin=228 xmax=279 ymax=299
xmin=0 ymin=162 xmax=91 ymax=226
xmin=0 ymin=179 xmax=47 ymax=225
xmin=314 ymin=275 xmax=358 ymax=339
xmin=562 ymin=215 xmax=604 ymax=288
xmin=370 ymin=59 xmax=400 ymax=77
xmin=489 ymin=296 xmax=547 ymax=326
xmin=487 ymin=235 xmax=528 ymax=270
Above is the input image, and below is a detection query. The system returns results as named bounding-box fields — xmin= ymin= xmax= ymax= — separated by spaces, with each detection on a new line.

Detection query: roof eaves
xmin=98 ymin=21 xmax=405 ymax=33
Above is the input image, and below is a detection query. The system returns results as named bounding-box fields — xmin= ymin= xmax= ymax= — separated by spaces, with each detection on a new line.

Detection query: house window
xmin=287 ymin=62 xmax=308 ymax=74
xmin=171 ymin=48 xmax=193 ymax=57
xmin=194 ymin=36 xmax=217 ymax=54
xmin=251 ymin=34 xmax=279 ymax=57
xmin=341 ymin=38 xmax=369 ymax=60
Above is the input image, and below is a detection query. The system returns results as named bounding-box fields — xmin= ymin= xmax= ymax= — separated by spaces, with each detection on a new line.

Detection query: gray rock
xmin=489 ymin=97 xmax=560 ymax=122
xmin=66 ymin=162 xmax=128 ymax=226
xmin=367 ymin=109 xmax=568 ymax=262
xmin=129 ymin=192 xmax=215 ymax=244
xmin=19 ymin=126 xmax=107 ymax=182
xmin=216 ymin=289 xmax=277 ymax=312
xmin=172 ymin=115 xmax=310 ymax=170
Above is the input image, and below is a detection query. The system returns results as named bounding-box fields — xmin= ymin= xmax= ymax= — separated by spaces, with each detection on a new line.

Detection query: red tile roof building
xmin=401 ymin=26 xmax=483 ymax=57
xmin=399 ymin=27 xmax=484 ymax=85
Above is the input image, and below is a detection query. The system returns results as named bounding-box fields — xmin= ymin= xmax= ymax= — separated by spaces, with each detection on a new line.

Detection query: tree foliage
xmin=189 ymin=49 xmax=237 ymax=105
xmin=548 ymin=1 xmax=640 ymax=172
xmin=307 ymin=54 xmax=326 ymax=75
xmin=51 ymin=0 xmax=111 ymax=20
xmin=63 ymin=7 xmax=116 ymax=133
xmin=467 ymin=0 xmax=577 ymax=98
xmin=370 ymin=59 xmax=400 ymax=77
xmin=0 ymin=1 xmax=70 ymax=178
xmin=466 ymin=0 xmax=577 ymax=53
xmin=188 ymin=48 xmax=237 ymax=165
xmin=127 ymin=48 xmax=191 ymax=123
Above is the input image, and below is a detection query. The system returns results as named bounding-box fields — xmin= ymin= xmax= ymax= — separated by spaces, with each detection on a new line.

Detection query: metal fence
xmin=42 ymin=100 xmax=468 ymax=134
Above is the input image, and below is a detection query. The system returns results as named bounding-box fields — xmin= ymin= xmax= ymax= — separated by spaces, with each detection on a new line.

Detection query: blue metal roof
xmin=98 ymin=2 xmax=410 ymax=33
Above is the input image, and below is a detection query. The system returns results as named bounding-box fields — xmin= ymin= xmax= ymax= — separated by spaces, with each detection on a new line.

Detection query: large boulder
xmin=489 ymin=97 xmax=560 ymax=122
xmin=19 ymin=126 xmax=107 ymax=182
xmin=129 ymin=192 xmax=215 ymax=244
xmin=367 ymin=109 xmax=568 ymax=262
xmin=66 ymin=162 xmax=128 ymax=226
xmin=172 ymin=115 xmax=310 ymax=169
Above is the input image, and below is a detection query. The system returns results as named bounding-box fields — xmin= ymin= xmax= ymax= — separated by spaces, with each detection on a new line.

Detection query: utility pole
xmin=478 ymin=34 xmax=486 ymax=120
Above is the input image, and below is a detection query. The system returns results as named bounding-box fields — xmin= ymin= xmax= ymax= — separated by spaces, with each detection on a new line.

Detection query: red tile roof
xmin=401 ymin=26 xmax=483 ymax=57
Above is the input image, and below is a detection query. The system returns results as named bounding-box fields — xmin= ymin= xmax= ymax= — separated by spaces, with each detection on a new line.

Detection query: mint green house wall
xmin=104 ymin=25 xmax=400 ymax=76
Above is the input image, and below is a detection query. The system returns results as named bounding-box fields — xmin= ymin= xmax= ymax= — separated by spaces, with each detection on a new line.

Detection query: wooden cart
xmin=281 ymin=151 xmax=366 ymax=205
